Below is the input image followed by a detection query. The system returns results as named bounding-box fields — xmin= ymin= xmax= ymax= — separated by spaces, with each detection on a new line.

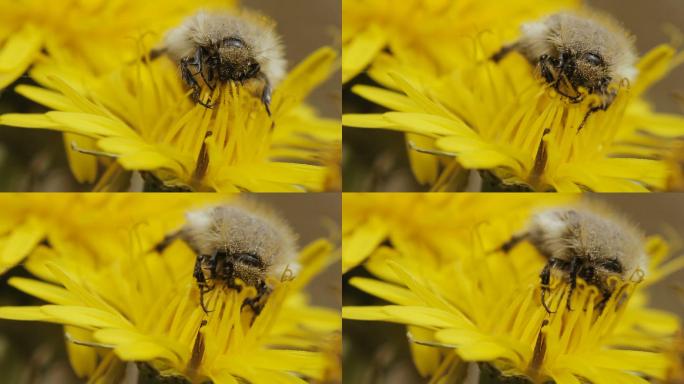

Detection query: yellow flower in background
xmin=0 ymin=225 xmax=340 ymax=382
xmin=342 ymin=193 xmax=577 ymax=273
xmin=343 ymin=200 xmax=684 ymax=383
xmin=344 ymin=43 xmax=684 ymax=192
xmin=1 ymin=47 xmax=340 ymax=192
xmin=342 ymin=0 xmax=579 ymax=83
xmin=0 ymin=0 xmax=231 ymax=89
xmin=0 ymin=193 xmax=218 ymax=276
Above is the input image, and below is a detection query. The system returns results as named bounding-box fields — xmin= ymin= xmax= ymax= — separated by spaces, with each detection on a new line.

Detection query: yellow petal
xmin=406 ymin=133 xmax=439 ymax=185
xmin=384 ymin=112 xmax=474 ymax=137
xmin=15 ymin=85 xmax=76 ymax=111
xmin=342 ymin=25 xmax=386 ymax=83
xmin=8 ymin=277 xmax=77 ymax=305
xmin=550 ymin=370 xmax=582 ymax=384
xmin=408 ymin=326 xmax=440 ymax=377
xmin=352 ymin=85 xmax=418 ymax=112
xmin=0 ymin=24 xmax=42 ymax=88
xmin=117 ymin=151 xmax=183 ymax=174
xmin=342 ymin=113 xmax=397 ymax=129
xmin=342 ymin=217 xmax=387 ymax=272
xmin=348 ymin=277 xmax=420 ymax=305
xmin=0 ymin=218 xmax=45 ymax=273
xmin=633 ymin=44 xmax=676 ymax=96
xmin=64 ymin=133 xmax=98 ymax=183
xmin=0 ymin=113 xmax=60 ymax=128
xmin=65 ymin=326 xmax=98 ymax=378
xmin=47 ymin=112 xmax=137 ymax=139
xmin=0 ymin=306 xmax=51 ymax=321
xmin=41 ymin=305 xmax=130 ymax=329
xmin=114 ymin=341 xmax=180 ymax=365
xmin=275 ymin=47 xmax=337 ymax=114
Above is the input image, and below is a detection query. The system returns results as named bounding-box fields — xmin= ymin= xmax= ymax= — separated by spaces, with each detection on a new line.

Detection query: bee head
xmin=562 ymin=50 xmax=611 ymax=92
xmin=222 ymin=251 xmax=267 ymax=287
xmin=216 ymin=36 xmax=261 ymax=81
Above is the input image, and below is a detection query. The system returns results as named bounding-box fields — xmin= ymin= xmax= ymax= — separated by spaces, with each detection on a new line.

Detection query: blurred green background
xmin=342 ymin=0 xmax=684 ymax=192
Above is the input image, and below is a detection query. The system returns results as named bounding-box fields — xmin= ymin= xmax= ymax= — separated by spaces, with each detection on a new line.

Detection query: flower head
xmin=342 ymin=0 xmax=579 ymax=83
xmin=1 ymin=47 xmax=341 ymax=191
xmin=344 ymin=42 xmax=684 ymax=191
xmin=343 ymin=195 xmax=684 ymax=382
xmin=0 ymin=224 xmax=340 ymax=382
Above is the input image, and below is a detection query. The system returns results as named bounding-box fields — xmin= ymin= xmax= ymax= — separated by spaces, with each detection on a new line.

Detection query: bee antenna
xmin=280 ymin=265 xmax=295 ymax=282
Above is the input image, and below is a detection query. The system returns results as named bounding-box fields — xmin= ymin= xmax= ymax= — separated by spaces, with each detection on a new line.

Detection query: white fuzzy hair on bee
xmin=157 ymin=199 xmax=298 ymax=314
xmin=156 ymin=8 xmax=286 ymax=112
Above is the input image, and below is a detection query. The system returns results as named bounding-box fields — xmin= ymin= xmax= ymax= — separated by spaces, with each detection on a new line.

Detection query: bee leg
xmin=194 ymin=256 xmax=215 ymax=313
xmin=154 ymin=231 xmax=181 ymax=253
xmin=566 ymin=256 xmax=583 ymax=311
xmin=595 ymin=287 xmax=612 ymax=313
xmin=539 ymin=262 xmax=554 ymax=314
xmin=181 ymin=57 xmax=213 ymax=109
xmin=241 ymin=281 xmax=272 ymax=316
xmin=198 ymin=284 xmax=215 ymax=314
xmin=498 ymin=232 xmax=529 ymax=253
xmin=491 ymin=43 xmax=518 ymax=62
xmin=194 ymin=48 xmax=216 ymax=92
xmin=539 ymin=55 xmax=556 ymax=84
xmin=577 ymin=89 xmax=614 ymax=132
xmin=577 ymin=103 xmax=608 ymax=133
xmin=257 ymin=73 xmax=273 ymax=117
xmin=223 ymin=262 xmax=243 ymax=293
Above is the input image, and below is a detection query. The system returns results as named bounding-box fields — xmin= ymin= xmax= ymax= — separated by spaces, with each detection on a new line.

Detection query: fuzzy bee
xmin=158 ymin=202 xmax=298 ymax=314
xmin=153 ymin=9 xmax=286 ymax=113
xmin=492 ymin=11 xmax=637 ymax=130
xmin=499 ymin=205 xmax=647 ymax=313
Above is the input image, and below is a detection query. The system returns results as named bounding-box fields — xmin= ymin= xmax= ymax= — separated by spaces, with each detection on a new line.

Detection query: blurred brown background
xmin=342 ymin=0 xmax=684 ymax=191
xmin=0 ymin=0 xmax=341 ymax=191
xmin=343 ymin=194 xmax=684 ymax=383
xmin=0 ymin=194 xmax=341 ymax=383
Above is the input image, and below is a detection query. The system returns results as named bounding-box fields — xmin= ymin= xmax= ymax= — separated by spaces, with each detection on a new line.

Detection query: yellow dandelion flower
xmin=0 ymin=193 xmax=218 ymax=276
xmin=343 ymin=197 xmax=684 ymax=382
xmin=342 ymin=193 xmax=577 ymax=273
xmin=1 ymin=47 xmax=340 ymax=192
xmin=0 ymin=1 xmax=232 ymax=183
xmin=344 ymin=42 xmax=684 ymax=192
xmin=0 ymin=228 xmax=340 ymax=382
xmin=342 ymin=0 xmax=579 ymax=83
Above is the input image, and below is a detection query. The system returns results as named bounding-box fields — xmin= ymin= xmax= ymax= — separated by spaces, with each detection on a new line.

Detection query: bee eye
xmin=223 ymin=36 xmax=245 ymax=48
xmin=583 ymin=52 xmax=603 ymax=66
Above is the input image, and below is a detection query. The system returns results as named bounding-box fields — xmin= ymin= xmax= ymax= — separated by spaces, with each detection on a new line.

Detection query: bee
xmin=492 ymin=11 xmax=637 ymax=130
xmin=158 ymin=201 xmax=298 ymax=314
xmin=499 ymin=204 xmax=648 ymax=313
xmin=154 ymin=9 xmax=286 ymax=113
